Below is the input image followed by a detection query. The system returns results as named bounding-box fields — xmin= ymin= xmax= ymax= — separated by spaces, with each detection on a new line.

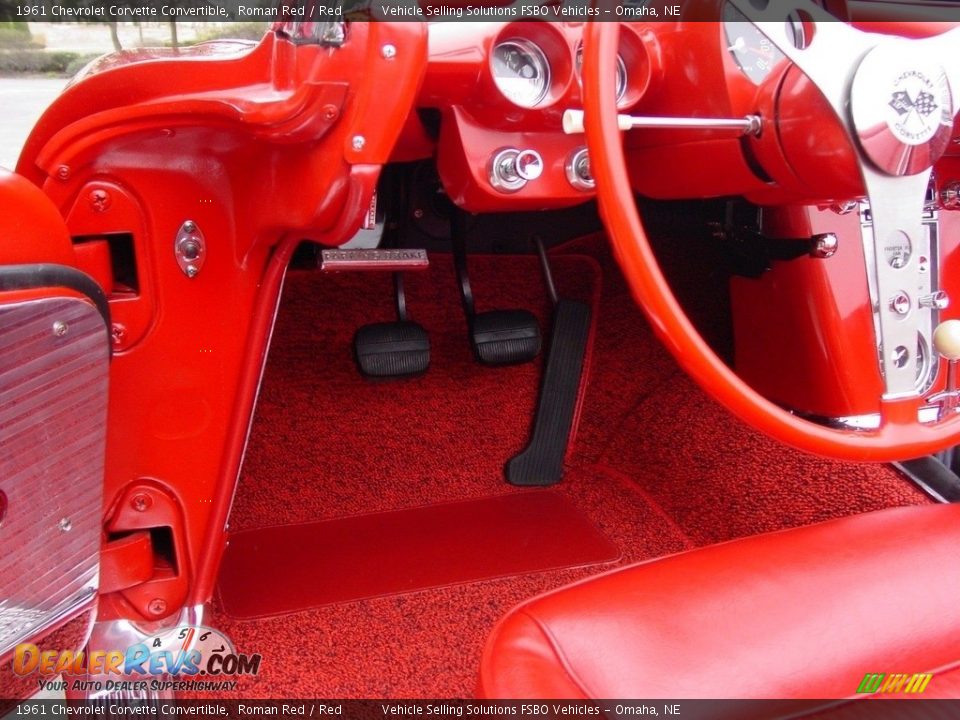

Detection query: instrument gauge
xmin=491 ymin=39 xmax=551 ymax=108
xmin=723 ymin=3 xmax=801 ymax=84
xmin=575 ymin=45 xmax=628 ymax=106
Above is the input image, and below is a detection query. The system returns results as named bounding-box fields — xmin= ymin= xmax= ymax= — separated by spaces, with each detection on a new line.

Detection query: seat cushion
xmin=478 ymin=503 xmax=960 ymax=700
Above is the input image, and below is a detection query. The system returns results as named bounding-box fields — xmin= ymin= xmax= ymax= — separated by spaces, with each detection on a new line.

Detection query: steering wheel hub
xmin=851 ymin=44 xmax=953 ymax=176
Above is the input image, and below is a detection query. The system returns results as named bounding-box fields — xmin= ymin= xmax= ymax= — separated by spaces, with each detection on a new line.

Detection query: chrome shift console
xmin=858 ymin=191 xmax=946 ymax=399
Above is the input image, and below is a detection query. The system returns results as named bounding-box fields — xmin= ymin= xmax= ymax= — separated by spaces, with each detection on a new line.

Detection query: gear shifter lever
xmin=930 ymin=320 xmax=960 ymax=420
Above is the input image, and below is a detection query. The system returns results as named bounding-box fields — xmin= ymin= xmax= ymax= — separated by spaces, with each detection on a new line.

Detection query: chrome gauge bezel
xmin=575 ymin=44 xmax=628 ymax=106
xmin=491 ymin=38 xmax=552 ymax=109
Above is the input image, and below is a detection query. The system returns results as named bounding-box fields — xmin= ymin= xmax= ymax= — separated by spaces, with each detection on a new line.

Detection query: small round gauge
xmin=575 ymin=45 xmax=628 ymax=106
xmin=491 ymin=39 xmax=551 ymax=109
xmin=723 ymin=3 xmax=787 ymax=84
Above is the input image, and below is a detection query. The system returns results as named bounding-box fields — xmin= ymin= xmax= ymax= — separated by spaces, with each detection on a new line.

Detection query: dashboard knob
xmin=565 ymin=147 xmax=594 ymax=191
xmin=515 ymin=150 xmax=543 ymax=181
xmin=940 ymin=182 xmax=960 ymax=210
xmin=489 ymin=148 xmax=543 ymax=193
xmin=933 ymin=320 xmax=960 ymax=361
xmin=809 ymin=233 xmax=838 ymax=259
xmin=919 ymin=291 xmax=950 ymax=310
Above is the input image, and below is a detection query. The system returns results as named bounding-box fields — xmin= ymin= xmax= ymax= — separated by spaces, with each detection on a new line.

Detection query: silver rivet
xmin=58 ymin=518 xmax=72 ymax=532
xmin=352 ymin=135 xmax=366 ymax=151
xmin=186 ymin=265 xmax=199 ymax=279
xmin=52 ymin=321 xmax=68 ymax=337
xmin=381 ymin=44 xmax=396 ymax=59
xmin=183 ymin=220 xmax=196 ymax=233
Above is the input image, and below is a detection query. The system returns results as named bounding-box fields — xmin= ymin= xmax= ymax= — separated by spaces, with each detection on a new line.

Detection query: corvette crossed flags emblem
xmin=889 ymin=89 xmax=938 ymax=118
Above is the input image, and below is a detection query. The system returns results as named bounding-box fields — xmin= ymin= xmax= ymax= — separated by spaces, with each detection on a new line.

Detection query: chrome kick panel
xmin=0 ymin=297 xmax=109 ymax=657
xmin=859 ymin=197 xmax=944 ymax=398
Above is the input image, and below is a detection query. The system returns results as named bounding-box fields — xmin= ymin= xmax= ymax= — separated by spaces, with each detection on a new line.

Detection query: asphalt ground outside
xmin=0 ymin=78 xmax=68 ymax=170
xmin=1 ymin=24 xmax=250 ymax=169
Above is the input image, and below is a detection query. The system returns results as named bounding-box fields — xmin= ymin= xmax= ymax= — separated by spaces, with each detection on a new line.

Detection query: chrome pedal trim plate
xmin=320 ymin=248 xmax=429 ymax=272
xmin=0 ymin=297 xmax=109 ymax=657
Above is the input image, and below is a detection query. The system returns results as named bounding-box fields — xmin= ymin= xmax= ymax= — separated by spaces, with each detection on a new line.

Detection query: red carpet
xmin=556 ymin=235 xmax=930 ymax=544
xmin=217 ymin=490 xmax=619 ymax=618
xmin=201 ymin=239 xmax=929 ymax=698
xmin=227 ymin=254 xmax=601 ymax=531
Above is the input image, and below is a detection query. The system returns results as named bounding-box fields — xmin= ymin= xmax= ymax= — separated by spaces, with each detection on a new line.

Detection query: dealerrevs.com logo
xmin=12 ymin=626 xmax=261 ymax=694
xmin=856 ymin=672 xmax=933 ymax=695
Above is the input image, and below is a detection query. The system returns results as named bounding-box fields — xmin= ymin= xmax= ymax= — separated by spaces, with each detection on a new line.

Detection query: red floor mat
xmin=203 ymin=466 xmax=691 ymax=699
xmin=217 ymin=490 xmax=619 ymax=619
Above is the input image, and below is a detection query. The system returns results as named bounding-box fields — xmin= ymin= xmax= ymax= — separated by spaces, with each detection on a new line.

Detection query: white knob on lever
xmin=562 ymin=109 xmax=631 ymax=134
xmin=933 ymin=320 xmax=960 ymax=361
xmin=931 ymin=320 xmax=960 ymax=420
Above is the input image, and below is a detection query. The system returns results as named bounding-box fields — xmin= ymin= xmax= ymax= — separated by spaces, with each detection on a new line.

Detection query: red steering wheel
xmin=581 ymin=14 xmax=960 ymax=462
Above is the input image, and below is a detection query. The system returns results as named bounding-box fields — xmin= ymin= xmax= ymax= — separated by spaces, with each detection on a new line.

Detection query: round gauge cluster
xmin=491 ymin=39 xmax=551 ymax=109
xmin=489 ymin=34 xmax=633 ymax=110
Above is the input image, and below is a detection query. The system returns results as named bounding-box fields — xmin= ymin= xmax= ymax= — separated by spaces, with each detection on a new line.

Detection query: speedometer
xmin=491 ymin=39 xmax=551 ymax=108
xmin=723 ymin=3 xmax=786 ymax=84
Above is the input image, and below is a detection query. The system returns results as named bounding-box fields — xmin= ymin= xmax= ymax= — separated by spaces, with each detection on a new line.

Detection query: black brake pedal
xmin=353 ymin=273 xmax=430 ymax=378
xmin=470 ymin=309 xmax=541 ymax=365
xmin=507 ymin=238 xmax=592 ymax=486
xmin=452 ymin=223 xmax=541 ymax=366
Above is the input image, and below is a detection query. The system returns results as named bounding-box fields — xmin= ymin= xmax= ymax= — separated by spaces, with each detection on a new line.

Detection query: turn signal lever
xmin=562 ymin=109 xmax=763 ymax=137
xmin=929 ymin=320 xmax=960 ymax=420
